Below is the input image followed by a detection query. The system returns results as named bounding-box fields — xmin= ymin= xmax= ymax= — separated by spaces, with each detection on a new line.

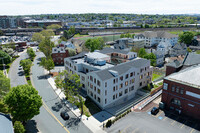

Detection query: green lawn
xmin=168 ymin=30 xmax=183 ymax=35
xmin=152 ymin=73 xmax=162 ymax=81
xmin=78 ymin=34 xmax=121 ymax=42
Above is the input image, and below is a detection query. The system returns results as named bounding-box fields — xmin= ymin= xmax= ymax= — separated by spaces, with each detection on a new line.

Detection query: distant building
xmin=166 ymin=52 xmax=200 ymax=76
xmin=162 ymin=65 xmax=200 ymax=119
xmin=52 ymin=44 xmax=69 ymax=65
xmin=169 ymin=43 xmax=187 ymax=57
xmin=0 ymin=16 xmax=16 ymax=29
xmin=64 ymin=48 xmax=152 ymax=109
xmin=134 ymin=31 xmax=178 ymax=47
xmin=24 ymin=19 xmax=61 ymax=28
xmin=60 ymin=41 xmax=76 ymax=49
xmin=0 ymin=113 xmax=14 ymax=133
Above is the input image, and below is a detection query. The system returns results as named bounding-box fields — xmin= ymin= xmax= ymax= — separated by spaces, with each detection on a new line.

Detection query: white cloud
xmin=0 ymin=0 xmax=199 ymax=15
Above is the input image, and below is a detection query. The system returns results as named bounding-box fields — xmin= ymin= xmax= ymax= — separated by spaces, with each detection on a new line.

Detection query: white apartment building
xmin=134 ymin=31 xmax=178 ymax=47
xmin=64 ymin=48 xmax=152 ymax=109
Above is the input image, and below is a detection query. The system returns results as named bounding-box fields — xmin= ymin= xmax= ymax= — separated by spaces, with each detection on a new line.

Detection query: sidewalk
xmin=44 ymin=70 xmax=106 ymax=133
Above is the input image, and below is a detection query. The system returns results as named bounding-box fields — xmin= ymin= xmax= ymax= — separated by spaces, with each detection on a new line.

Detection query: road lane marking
xmin=171 ymin=116 xmax=179 ymax=126
xmin=121 ymin=124 xmax=131 ymax=133
xmin=156 ymin=111 xmax=163 ymax=118
xmin=30 ymin=67 xmax=70 ymax=133
xmin=190 ymin=129 xmax=195 ymax=133
xmin=43 ymin=101 xmax=70 ymax=133
xmin=180 ymin=120 xmax=187 ymax=129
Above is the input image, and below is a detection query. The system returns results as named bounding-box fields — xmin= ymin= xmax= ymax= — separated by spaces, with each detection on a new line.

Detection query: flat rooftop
xmin=86 ymin=52 xmax=110 ymax=59
xmin=165 ymin=65 xmax=200 ymax=89
xmin=74 ymin=58 xmax=114 ymax=70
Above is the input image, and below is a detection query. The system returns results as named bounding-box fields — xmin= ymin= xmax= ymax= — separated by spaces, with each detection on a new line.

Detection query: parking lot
xmin=106 ymin=96 xmax=200 ymax=133
xmin=146 ymin=107 xmax=200 ymax=133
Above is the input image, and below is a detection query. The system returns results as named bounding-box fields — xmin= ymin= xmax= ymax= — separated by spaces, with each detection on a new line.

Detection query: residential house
xmin=169 ymin=43 xmax=187 ymax=57
xmin=134 ymin=31 xmax=178 ymax=47
xmin=64 ymin=49 xmax=152 ymax=109
xmin=60 ymin=41 xmax=76 ymax=49
xmin=162 ymin=65 xmax=200 ymax=119
xmin=52 ymin=44 xmax=69 ymax=65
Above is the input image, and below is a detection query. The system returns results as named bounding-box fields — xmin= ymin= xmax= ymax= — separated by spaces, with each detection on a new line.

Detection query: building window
xmin=132 ymin=79 xmax=135 ymax=83
xmin=172 ymin=85 xmax=175 ymax=92
xmin=180 ymin=88 xmax=184 ymax=94
xmin=90 ymin=92 xmax=93 ymax=97
xmin=125 ymin=81 xmax=128 ymax=86
xmin=94 ymin=94 xmax=96 ymax=99
xmin=90 ymin=76 xmax=93 ymax=81
xmin=140 ymin=75 xmax=143 ymax=79
xmin=94 ymin=78 xmax=96 ymax=84
xmin=105 ymin=99 xmax=107 ymax=104
xmin=176 ymin=87 xmax=179 ymax=93
xmin=82 ymin=84 xmax=85 ymax=88
xmin=97 ymin=80 xmax=101 ymax=87
xmin=105 ymin=90 xmax=107 ymax=96
xmin=140 ymin=82 xmax=142 ymax=86
xmin=120 ymin=76 xmax=123 ymax=81
xmin=74 ymin=66 xmax=76 ymax=71
xmin=97 ymin=89 xmax=101 ymax=94
xmin=126 ymin=74 xmax=129 ymax=79
xmin=119 ymin=91 xmax=123 ymax=97
xmin=119 ymin=83 xmax=123 ymax=89
xmin=90 ymin=84 xmax=93 ymax=89
xmin=105 ymin=82 xmax=107 ymax=87
xmin=125 ymin=89 xmax=128 ymax=94
xmin=98 ymin=97 xmax=100 ymax=103
xmin=163 ymin=83 xmax=168 ymax=90
xmin=116 ymin=94 xmax=118 ymax=98
xmin=113 ymin=86 xmax=115 ymax=92
xmin=130 ymin=72 xmax=133 ymax=77
xmin=94 ymin=86 xmax=96 ymax=92
xmin=113 ymin=95 xmax=115 ymax=100
xmin=82 ymin=76 xmax=85 ymax=81
xmin=113 ymin=79 xmax=115 ymax=84
xmin=171 ymin=98 xmax=181 ymax=106
xmin=116 ymin=86 xmax=118 ymax=90
xmin=116 ymin=78 xmax=118 ymax=83
xmin=86 ymin=69 xmax=88 ymax=73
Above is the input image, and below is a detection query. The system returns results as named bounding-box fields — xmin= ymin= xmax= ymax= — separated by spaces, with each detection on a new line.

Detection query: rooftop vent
xmin=108 ymin=70 xmax=118 ymax=77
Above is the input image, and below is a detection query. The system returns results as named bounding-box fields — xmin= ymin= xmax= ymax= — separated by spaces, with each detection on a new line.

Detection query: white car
xmin=18 ymin=65 xmax=23 ymax=70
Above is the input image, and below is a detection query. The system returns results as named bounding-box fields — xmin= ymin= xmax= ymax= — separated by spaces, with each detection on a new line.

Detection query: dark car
xmin=151 ymin=107 xmax=159 ymax=115
xmin=60 ymin=111 xmax=69 ymax=120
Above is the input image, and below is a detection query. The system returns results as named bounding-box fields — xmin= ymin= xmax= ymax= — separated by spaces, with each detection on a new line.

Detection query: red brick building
xmin=162 ymin=65 xmax=200 ymax=119
xmin=52 ymin=45 xmax=69 ymax=65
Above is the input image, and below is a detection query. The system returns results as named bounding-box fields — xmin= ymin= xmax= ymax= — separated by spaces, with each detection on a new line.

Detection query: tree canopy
xmin=39 ymin=57 xmax=55 ymax=74
xmin=14 ymin=121 xmax=25 ymax=133
xmin=85 ymin=37 xmax=104 ymax=52
xmin=27 ymin=48 xmax=36 ymax=60
xmin=32 ymin=33 xmax=45 ymax=43
xmin=138 ymin=48 xmax=156 ymax=66
xmin=66 ymin=48 xmax=76 ymax=56
xmin=40 ymin=29 xmax=55 ymax=38
xmin=179 ymin=31 xmax=194 ymax=45
xmin=39 ymin=37 xmax=55 ymax=58
xmin=4 ymin=84 xmax=42 ymax=122
xmin=47 ymin=24 xmax=61 ymax=29
xmin=0 ymin=50 xmax=12 ymax=64
xmin=20 ymin=59 xmax=33 ymax=74
xmin=0 ymin=71 xmax=10 ymax=99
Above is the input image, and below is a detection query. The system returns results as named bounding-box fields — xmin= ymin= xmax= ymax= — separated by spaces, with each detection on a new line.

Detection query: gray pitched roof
xmin=183 ymin=52 xmax=200 ymax=66
xmin=93 ymin=58 xmax=150 ymax=81
xmin=67 ymin=52 xmax=87 ymax=61
xmin=98 ymin=47 xmax=129 ymax=55
xmin=0 ymin=113 xmax=14 ymax=133
xmin=137 ymin=31 xmax=178 ymax=39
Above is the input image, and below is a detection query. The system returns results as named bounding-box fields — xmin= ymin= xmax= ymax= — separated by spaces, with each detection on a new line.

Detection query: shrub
xmin=106 ymin=119 xmax=112 ymax=128
xmin=14 ymin=121 xmax=25 ymax=133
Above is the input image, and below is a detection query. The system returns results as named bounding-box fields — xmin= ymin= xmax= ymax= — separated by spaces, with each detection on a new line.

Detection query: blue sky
xmin=0 ymin=0 xmax=200 ymax=15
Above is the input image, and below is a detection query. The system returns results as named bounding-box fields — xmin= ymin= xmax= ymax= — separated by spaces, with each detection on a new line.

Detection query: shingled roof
xmin=92 ymin=58 xmax=150 ymax=81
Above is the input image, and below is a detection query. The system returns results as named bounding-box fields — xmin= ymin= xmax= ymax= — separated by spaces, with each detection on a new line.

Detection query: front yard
xmin=152 ymin=73 xmax=162 ymax=81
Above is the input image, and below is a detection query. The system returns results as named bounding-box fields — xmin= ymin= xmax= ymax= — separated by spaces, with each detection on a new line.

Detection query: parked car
xmin=60 ymin=111 xmax=69 ymax=120
xmin=18 ymin=65 xmax=23 ymax=70
xmin=151 ymin=107 xmax=159 ymax=115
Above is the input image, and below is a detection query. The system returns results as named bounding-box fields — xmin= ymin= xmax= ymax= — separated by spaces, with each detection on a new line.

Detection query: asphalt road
xmin=30 ymin=52 xmax=92 ymax=133
xmin=8 ymin=50 xmax=28 ymax=87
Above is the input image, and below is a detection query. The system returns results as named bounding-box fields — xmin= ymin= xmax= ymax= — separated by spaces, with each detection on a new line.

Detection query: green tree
xmin=0 ymin=50 xmax=12 ymax=64
xmin=47 ymin=24 xmax=61 ymax=29
xmin=85 ymin=37 xmax=104 ymax=52
xmin=138 ymin=48 xmax=147 ymax=58
xmin=0 ymin=30 xmax=3 ymax=36
xmin=179 ymin=31 xmax=194 ymax=45
xmin=39 ymin=37 xmax=55 ymax=58
xmin=39 ymin=57 xmax=55 ymax=74
xmin=32 ymin=33 xmax=44 ymax=43
xmin=0 ymin=71 xmax=10 ymax=98
xmin=27 ymin=48 xmax=36 ymax=60
xmin=187 ymin=47 xmax=192 ymax=52
xmin=120 ymin=34 xmax=125 ymax=38
xmin=131 ymin=34 xmax=135 ymax=38
xmin=14 ymin=121 xmax=25 ymax=133
xmin=40 ymin=29 xmax=55 ymax=38
xmin=66 ymin=48 xmax=76 ymax=56
xmin=4 ymin=84 xmax=42 ymax=122
xmin=20 ymin=59 xmax=33 ymax=75
xmin=69 ymin=26 xmax=76 ymax=34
